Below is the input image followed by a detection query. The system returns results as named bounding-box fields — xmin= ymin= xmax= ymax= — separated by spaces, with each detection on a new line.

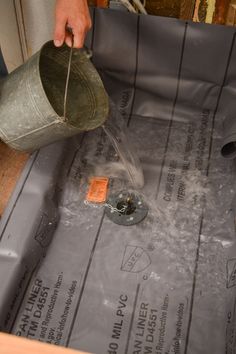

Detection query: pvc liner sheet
xmin=1 ymin=8 xmax=236 ymax=354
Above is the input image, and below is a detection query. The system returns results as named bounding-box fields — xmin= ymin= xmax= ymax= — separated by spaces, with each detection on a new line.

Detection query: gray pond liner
xmin=1 ymin=7 xmax=236 ymax=354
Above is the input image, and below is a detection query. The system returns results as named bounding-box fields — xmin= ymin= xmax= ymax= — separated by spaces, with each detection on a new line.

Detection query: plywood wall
xmin=0 ymin=0 xmax=23 ymax=72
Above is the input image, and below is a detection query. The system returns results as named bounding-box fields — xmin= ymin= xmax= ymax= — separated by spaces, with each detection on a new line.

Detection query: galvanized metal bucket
xmin=0 ymin=41 xmax=109 ymax=152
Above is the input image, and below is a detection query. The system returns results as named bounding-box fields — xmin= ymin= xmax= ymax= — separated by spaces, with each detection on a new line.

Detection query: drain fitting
xmin=105 ymin=191 xmax=148 ymax=226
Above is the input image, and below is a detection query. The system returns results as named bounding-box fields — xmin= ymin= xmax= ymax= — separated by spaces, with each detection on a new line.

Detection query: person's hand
xmin=54 ymin=0 xmax=92 ymax=48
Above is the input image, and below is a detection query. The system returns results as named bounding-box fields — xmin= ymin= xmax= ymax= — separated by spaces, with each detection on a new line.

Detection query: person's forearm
xmin=54 ymin=0 xmax=92 ymax=48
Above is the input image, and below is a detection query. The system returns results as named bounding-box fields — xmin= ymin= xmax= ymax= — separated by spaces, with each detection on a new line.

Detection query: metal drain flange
xmin=105 ymin=191 xmax=148 ymax=226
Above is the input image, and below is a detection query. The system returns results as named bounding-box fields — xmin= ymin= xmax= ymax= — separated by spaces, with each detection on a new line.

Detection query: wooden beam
xmin=226 ymin=3 xmax=236 ymax=25
xmin=213 ymin=0 xmax=231 ymax=23
xmin=0 ymin=333 xmax=90 ymax=354
xmin=180 ymin=0 xmax=196 ymax=20
xmin=0 ymin=141 xmax=28 ymax=216
xmin=145 ymin=0 xmax=181 ymax=17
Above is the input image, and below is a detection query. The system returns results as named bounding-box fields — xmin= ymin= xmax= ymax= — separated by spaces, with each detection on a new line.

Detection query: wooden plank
xmin=0 ymin=332 xmax=90 ymax=354
xmin=193 ymin=0 xmax=217 ymax=23
xmin=213 ymin=0 xmax=231 ymax=23
xmin=0 ymin=141 xmax=28 ymax=216
xmin=0 ymin=0 xmax=24 ymax=72
xmin=180 ymin=0 xmax=196 ymax=20
xmin=145 ymin=0 xmax=231 ymax=23
xmin=226 ymin=3 xmax=236 ymax=25
xmin=145 ymin=0 xmax=181 ymax=17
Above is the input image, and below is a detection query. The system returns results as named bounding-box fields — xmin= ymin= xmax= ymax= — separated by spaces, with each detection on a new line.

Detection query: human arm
xmin=54 ymin=0 xmax=92 ymax=48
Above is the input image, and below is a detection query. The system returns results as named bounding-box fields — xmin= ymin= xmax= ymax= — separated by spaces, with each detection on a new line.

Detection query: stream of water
xmin=102 ymin=101 xmax=144 ymax=189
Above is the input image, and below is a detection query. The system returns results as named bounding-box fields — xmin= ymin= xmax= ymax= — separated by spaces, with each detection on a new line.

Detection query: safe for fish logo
xmin=34 ymin=213 xmax=56 ymax=248
xmin=227 ymin=258 xmax=236 ymax=288
xmin=121 ymin=245 xmax=151 ymax=273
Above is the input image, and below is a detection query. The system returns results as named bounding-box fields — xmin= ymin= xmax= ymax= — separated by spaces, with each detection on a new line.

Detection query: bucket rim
xmin=37 ymin=40 xmax=109 ymax=131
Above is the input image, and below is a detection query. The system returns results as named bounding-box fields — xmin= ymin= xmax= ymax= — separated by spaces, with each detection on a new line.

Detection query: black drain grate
xmin=105 ymin=191 xmax=148 ymax=226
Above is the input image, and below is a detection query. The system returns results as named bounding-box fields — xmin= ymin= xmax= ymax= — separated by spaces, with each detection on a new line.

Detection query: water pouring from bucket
xmin=102 ymin=101 xmax=144 ymax=189
xmin=0 ymin=41 xmax=144 ymax=188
